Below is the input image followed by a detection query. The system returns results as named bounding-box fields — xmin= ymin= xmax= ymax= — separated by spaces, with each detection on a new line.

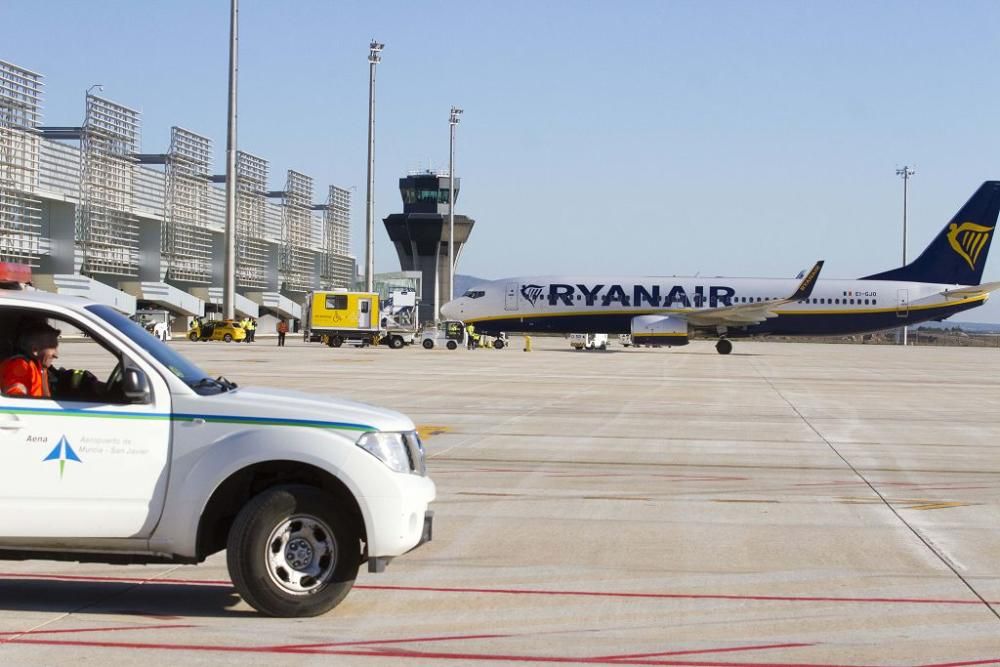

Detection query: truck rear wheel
xmin=327 ymin=336 xmax=343 ymax=348
xmin=226 ymin=484 xmax=360 ymax=618
xmin=493 ymin=339 xmax=505 ymax=350
xmin=389 ymin=335 xmax=404 ymax=349
xmin=422 ymin=339 xmax=434 ymax=350
xmin=446 ymin=340 xmax=458 ymax=350
xmin=189 ymin=332 xmax=199 ymax=342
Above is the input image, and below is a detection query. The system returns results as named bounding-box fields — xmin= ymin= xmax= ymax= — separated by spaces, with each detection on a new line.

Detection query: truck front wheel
xmin=226 ymin=485 xmax=360 ymax=617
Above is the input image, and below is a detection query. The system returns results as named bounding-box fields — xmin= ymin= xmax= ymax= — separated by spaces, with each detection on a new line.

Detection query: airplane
xmin=441 ymin=181 xmax=1000 ymax=354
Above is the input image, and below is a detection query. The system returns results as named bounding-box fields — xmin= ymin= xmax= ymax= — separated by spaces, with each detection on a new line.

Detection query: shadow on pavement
xmin=0 ymin=578 xmax=252 ymax=618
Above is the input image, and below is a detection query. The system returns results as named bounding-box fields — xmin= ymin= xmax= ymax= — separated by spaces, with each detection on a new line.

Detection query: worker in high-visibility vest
xmin=1 ymin=320 xmax=103 ymax=399
xmin=465 ymin=323 xmax=476 ymax=349
xmin=0 ymin=321 xmax=58 ymax=397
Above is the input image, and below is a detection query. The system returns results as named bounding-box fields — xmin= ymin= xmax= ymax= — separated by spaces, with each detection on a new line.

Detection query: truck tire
xmin=327 ymin=336 xmax=343 ymax=348
xmin=226 ymin=484 xmax=360 ymax=618
xmin=446 ymin=340 xmax=458 ymax=350
xmin=493 ymin=339 xmax=505 ymax=350
xmin=389 ymin=335 xmax=404 ymax=349
xmin=422 ymin=339 xmax=434 ymax=350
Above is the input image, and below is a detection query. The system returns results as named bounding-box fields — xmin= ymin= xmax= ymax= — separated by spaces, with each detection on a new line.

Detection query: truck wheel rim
xmin=264 ymin=514 xmax=338 ymax=595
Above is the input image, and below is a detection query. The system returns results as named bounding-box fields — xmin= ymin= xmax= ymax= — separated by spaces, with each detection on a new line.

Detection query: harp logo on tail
xmin=947 ymin=222 xmax=994 ymax=271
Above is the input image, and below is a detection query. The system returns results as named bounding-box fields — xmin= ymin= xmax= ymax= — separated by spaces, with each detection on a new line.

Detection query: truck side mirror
xmin=122 ymin=366 xmax=151 ymax=404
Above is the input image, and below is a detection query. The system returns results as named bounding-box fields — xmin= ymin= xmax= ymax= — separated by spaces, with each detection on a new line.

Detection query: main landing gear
xmin=715 ymin=338 xmax=733 ymax=355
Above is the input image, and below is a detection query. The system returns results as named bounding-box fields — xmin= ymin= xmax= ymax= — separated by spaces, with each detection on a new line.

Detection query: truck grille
xmin=403 ymin=431 xmax=427 ymax=475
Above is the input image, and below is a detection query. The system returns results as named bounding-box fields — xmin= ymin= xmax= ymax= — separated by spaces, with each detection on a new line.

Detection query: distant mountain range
xmin=456 ymin=275 xmax=1000 ymax=332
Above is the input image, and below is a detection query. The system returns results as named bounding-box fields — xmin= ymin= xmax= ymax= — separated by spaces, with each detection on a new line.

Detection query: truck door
xmin=358 ymin=298 xmax=371 ymax=329
xmin=0 ymin=307 xmax=172 ymax=538
xmin=505 ymin=283 xmax=519 ymax=311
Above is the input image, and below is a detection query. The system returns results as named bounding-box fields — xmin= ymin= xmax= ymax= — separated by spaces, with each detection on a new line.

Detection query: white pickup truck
xmin=0 ymin=283 xmax=435 ymax=617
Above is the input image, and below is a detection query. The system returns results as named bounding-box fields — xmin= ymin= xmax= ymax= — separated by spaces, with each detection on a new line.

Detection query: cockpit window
xmin=463 ymin=290 xmax=486 ymax=299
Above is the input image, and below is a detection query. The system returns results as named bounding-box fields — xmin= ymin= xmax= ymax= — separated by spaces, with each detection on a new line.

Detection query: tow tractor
xmin=0 ymin=263 xmax=435 ymax=617
xmin=421 ymin=320 xmax=467 ymax=350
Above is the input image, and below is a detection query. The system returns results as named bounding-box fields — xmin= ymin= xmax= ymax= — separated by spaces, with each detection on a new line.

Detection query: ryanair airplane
xmin=441 ymin=181 xmax=1000 ymax=354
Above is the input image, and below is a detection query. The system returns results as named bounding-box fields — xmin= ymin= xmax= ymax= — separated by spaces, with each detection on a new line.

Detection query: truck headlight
xmin=357 ymin=431 xmax=424 ymax=474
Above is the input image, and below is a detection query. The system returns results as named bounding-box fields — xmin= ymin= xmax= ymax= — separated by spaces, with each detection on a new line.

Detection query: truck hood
xmin=175 ymin=386 xmax=415 ymax=434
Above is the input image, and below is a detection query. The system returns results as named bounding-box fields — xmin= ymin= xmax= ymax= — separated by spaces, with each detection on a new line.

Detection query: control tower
xmin=383 ymin=171 xmax=474 ymax=323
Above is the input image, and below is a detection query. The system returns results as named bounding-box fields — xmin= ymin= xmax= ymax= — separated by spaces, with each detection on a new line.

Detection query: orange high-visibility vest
xmin=0 ymin=356 xmax=49 ymax=398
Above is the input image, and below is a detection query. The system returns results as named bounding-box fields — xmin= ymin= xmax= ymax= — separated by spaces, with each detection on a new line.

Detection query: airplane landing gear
xmin=715 ymin=338 xmax=733 ymax=355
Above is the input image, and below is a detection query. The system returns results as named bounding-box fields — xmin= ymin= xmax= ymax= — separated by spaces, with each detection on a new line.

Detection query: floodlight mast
xmin=223 ymin=0 xmax=239 ymax=321
xmin=896 ymin=165 xmax=915 ymax=346
xmin=365 ymin=40 xmax=383 ymax=293
xmin=447 ymin=106 xmax=463 ymax=312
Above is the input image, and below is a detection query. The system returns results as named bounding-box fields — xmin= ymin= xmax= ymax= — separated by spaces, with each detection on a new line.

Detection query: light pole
xmin=365 ymin=40 xmax=383 ymax=293
xmin=447 ymin=106 xmax=463 ymax=312
xmin=223 ymin=0 xmax=239 ymax=321
xmin=896 ymin=165 xmax=915 ymax=346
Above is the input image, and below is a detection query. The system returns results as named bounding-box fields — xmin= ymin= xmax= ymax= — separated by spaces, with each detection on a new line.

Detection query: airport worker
xmin=466 ymin=323 xmax=475 ymax=350
xmin=276 ymin=319 xmax=289 ymax=347
xmin=249 ymin=318 xmax=257 ymax=343
xmin=244 ymin=317 xmax=255 ymax=343
xmin=0 ymin=321 xmax=103 ymax=400
xmin=0 ymin=320 xmax=59 ymax=397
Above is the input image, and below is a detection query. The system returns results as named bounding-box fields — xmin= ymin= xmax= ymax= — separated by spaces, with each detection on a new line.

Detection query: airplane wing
xmin=939 ymin=281 xmax=1000 ymax=299
xmin=685 ymin=260 xmax=824 ymax=328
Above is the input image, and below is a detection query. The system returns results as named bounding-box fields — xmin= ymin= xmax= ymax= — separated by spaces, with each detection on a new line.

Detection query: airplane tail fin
xmin=863 ymin=181 xmax=1000 ymax=285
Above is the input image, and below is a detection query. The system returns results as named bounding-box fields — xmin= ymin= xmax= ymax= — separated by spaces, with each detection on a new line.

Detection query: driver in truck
xmin=0 ymin=320 xmax=103 ymax=400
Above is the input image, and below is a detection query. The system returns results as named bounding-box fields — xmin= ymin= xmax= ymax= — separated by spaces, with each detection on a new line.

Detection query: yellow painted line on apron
xmin=711 ymin=499 xmax=780 ymax=504
xmin=906 ymin=501 xmax=971 ymax=511
xmin=839 ymin=497 xmax=971 ymax=510
xmin=417 ymin=424 xmax=451 ymax=440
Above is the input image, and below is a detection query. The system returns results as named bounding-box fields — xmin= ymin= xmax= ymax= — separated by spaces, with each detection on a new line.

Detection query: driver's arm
xmin=50 ymin=367 xmax=105 ymax=401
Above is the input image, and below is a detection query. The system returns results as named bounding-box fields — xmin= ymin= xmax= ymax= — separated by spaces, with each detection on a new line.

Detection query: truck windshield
xmin=85 ymin=304 xmax=210 ymax=386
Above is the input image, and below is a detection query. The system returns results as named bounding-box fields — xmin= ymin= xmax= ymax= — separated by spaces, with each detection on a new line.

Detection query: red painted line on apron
xmin=0 ymin=637 xmax=898 ymax=666
xmin=1 ymin=629 xmax=992 ymax=666
xmin=270 ymin=632 xmax=510 ymax=650
xmin=590 ymin=643 xmax=813 ymax=660
xmin=356 ymin=584 xmax=994 ymax=607
xmin=1 ymin=572 xmax=993 ymax=607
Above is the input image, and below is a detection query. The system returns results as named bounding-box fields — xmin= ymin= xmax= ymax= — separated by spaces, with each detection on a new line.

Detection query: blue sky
xmin=6 ymin=1 xmax=1000 ymax=321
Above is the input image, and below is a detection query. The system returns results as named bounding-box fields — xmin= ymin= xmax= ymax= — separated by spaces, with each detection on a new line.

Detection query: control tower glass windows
xmin=402 ymin=188 xmax=451 ymax=205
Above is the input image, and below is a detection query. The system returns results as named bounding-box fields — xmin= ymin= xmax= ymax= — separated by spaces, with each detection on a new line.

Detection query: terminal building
xmin=383 ymin=171 xmax=474 ymax=324
xmin=0 ymin=59 xmax=356 ymax=331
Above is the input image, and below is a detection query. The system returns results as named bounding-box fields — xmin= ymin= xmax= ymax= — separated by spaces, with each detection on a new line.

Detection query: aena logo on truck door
xmin=43 ymin=435 xmax=82 ymax=479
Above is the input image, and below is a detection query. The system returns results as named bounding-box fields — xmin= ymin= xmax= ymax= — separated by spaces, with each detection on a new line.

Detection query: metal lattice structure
xmin=322 ymin=185 xmax=352 ymax=288
xmin=163 ymin=127 xmax=212 ymax=283
xmin=236 ymin=151 xmax=268 ymax=288
xmin=77 ymin=94 xmax=140 ymax=276
xmin=280 ymin=170 xmax=315 ymax=292
xmin=0 ymin=60 xmax=42 ymax=265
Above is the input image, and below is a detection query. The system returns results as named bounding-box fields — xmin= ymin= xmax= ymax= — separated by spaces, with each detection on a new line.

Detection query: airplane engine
xmin=630 ymin=314 xmax=689 ymax=347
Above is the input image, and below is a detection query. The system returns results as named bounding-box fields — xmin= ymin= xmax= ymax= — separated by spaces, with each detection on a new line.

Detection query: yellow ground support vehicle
xmin=304 ymin=291 xmax=381 ymax=348
xmin=187 ymin=319 xmax=247 ymax=343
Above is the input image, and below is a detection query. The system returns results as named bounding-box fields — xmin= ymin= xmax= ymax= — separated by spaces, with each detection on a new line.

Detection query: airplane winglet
xmin=789 ymin=261 xmax=824 ymax=301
